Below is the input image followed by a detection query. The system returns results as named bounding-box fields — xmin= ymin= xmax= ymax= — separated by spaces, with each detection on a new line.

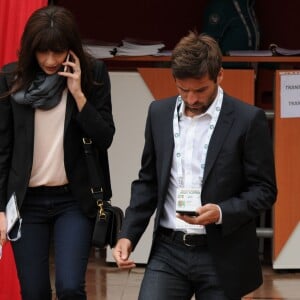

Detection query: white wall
xmin=106 ymin=71 xmax=155 ymax=263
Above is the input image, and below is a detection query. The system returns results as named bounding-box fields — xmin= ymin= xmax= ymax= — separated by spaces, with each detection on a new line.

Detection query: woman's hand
xmin=58 ymin=50 xmax=87 ymax=111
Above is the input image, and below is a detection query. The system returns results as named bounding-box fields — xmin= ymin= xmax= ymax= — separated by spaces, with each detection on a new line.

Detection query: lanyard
xmin=173 ymin=87 xmax=223 ymax=188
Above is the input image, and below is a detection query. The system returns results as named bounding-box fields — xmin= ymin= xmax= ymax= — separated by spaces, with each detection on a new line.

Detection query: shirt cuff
xmin=215 ymin=205 xmax=223 ymax=224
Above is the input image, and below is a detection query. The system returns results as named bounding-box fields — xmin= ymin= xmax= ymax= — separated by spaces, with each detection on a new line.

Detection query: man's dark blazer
xmin=119 ymin=94 xmax=277 ymax=298
xmin=0 ymin=60 xmax=115 ymax=218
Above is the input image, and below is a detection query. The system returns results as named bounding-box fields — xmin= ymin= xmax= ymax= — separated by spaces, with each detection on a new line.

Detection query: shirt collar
xmin=179 ymin=86 xmax=223 ymax=120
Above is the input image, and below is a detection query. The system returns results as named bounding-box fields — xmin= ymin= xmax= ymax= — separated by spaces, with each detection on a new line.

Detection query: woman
xmin=0 ymin=5 xmax=115 ymax=300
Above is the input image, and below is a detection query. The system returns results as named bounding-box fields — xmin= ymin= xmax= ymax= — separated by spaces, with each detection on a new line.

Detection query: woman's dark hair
xmin=5 ymin=5 xmax=94 ymax=95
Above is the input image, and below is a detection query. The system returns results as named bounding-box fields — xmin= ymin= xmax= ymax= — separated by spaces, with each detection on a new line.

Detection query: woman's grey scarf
xmin=12 ymin=72 xmax=66 ymax=110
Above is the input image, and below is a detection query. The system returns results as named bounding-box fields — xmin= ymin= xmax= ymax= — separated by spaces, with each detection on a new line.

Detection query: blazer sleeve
xmin=0 ymin=69 xmax=13 ymax=211
xmin=75 ymin=60 xmax=115 ymax=152
xmin=218 ymin=107 xmax=277 ymax=236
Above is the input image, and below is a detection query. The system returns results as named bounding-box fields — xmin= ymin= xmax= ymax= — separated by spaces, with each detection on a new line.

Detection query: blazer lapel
xmin=157 ymin=99 xmax=175 ymax=198
xmin=12 ymin=101 xmax=34 ymax=144
xmin=160 ymin=113 xmax=174 ymax=191
xmin=202 ymin=97 xmax=234 ymax=184
xmin=64 ymin=92 xmax=75 ymax=134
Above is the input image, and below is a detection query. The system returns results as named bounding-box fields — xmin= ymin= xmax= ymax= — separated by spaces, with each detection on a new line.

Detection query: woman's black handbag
xmin=92 ymin=199 xmax=124 ymax=248
xmin=82 ymin=137 xmax=123 ymax=248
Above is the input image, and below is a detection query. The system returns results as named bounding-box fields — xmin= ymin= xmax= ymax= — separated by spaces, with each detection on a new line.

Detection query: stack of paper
xmin=227 ymin=50 xmax=273 ymax=56
xmin=83 ymin=41 xmax=118 ymax=59
xmin=115 ymin=38 xmax=165 ymax=56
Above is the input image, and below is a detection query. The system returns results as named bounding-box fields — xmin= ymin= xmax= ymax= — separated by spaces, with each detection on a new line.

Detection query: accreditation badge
xmin=175 ymin=187 xmax=202 ymax=213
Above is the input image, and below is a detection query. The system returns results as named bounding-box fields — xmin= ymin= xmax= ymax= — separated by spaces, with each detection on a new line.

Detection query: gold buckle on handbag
xmin=96 ymin=200 xmax=106 ymax=220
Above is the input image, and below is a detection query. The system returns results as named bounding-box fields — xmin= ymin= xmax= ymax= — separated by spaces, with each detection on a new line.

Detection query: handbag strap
xmin=82 ymin=137 xmax=104 ymax=203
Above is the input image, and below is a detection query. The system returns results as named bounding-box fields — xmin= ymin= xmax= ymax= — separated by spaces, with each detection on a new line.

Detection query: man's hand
xmin=112 ymin=238 xmax=136 ymax=269
xmin=177 ymin=203 xmax=221 ymax=225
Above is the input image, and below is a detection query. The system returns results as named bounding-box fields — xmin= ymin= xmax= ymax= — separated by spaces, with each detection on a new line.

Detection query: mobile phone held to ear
xmin=177 ymin=211 xmax=199 ymax=217
xmin=64 ymin=53 xmax=70 ymax=72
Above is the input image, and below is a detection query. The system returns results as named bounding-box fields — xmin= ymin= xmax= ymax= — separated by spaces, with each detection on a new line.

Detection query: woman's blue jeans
xmin=11 ymin=189 xmax=94 ymax=300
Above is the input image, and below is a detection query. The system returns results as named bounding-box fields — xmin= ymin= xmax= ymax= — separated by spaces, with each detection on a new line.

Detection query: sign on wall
xmin=280 ymin=71 xmax=300 ymax=118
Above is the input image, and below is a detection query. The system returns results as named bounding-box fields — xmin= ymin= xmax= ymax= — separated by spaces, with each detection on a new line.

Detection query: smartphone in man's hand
xmin=177 ymin=211 xmax=199 ymax=217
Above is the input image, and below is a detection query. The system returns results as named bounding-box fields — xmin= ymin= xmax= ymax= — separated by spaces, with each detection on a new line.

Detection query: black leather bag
xmin=82 ymin=137 xmax=123 ymax=249
xmin=92 ymin=199 xmax=124 ymax=248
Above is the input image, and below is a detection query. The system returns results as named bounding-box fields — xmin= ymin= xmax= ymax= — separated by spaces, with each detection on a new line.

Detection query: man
xmin=113 ymin=31 xmax=277 ymax=300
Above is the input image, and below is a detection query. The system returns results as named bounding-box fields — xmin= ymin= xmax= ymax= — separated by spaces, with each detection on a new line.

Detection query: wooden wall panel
xmin=138 ymin=68 xmax=255 ymax=105
xmin=273 ymin=70 xmax=300 ymax=260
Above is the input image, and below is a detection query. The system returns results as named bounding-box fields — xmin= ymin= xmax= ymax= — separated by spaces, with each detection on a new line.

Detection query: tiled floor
xmin=51 ymin=249 xmax=300 ymax=299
